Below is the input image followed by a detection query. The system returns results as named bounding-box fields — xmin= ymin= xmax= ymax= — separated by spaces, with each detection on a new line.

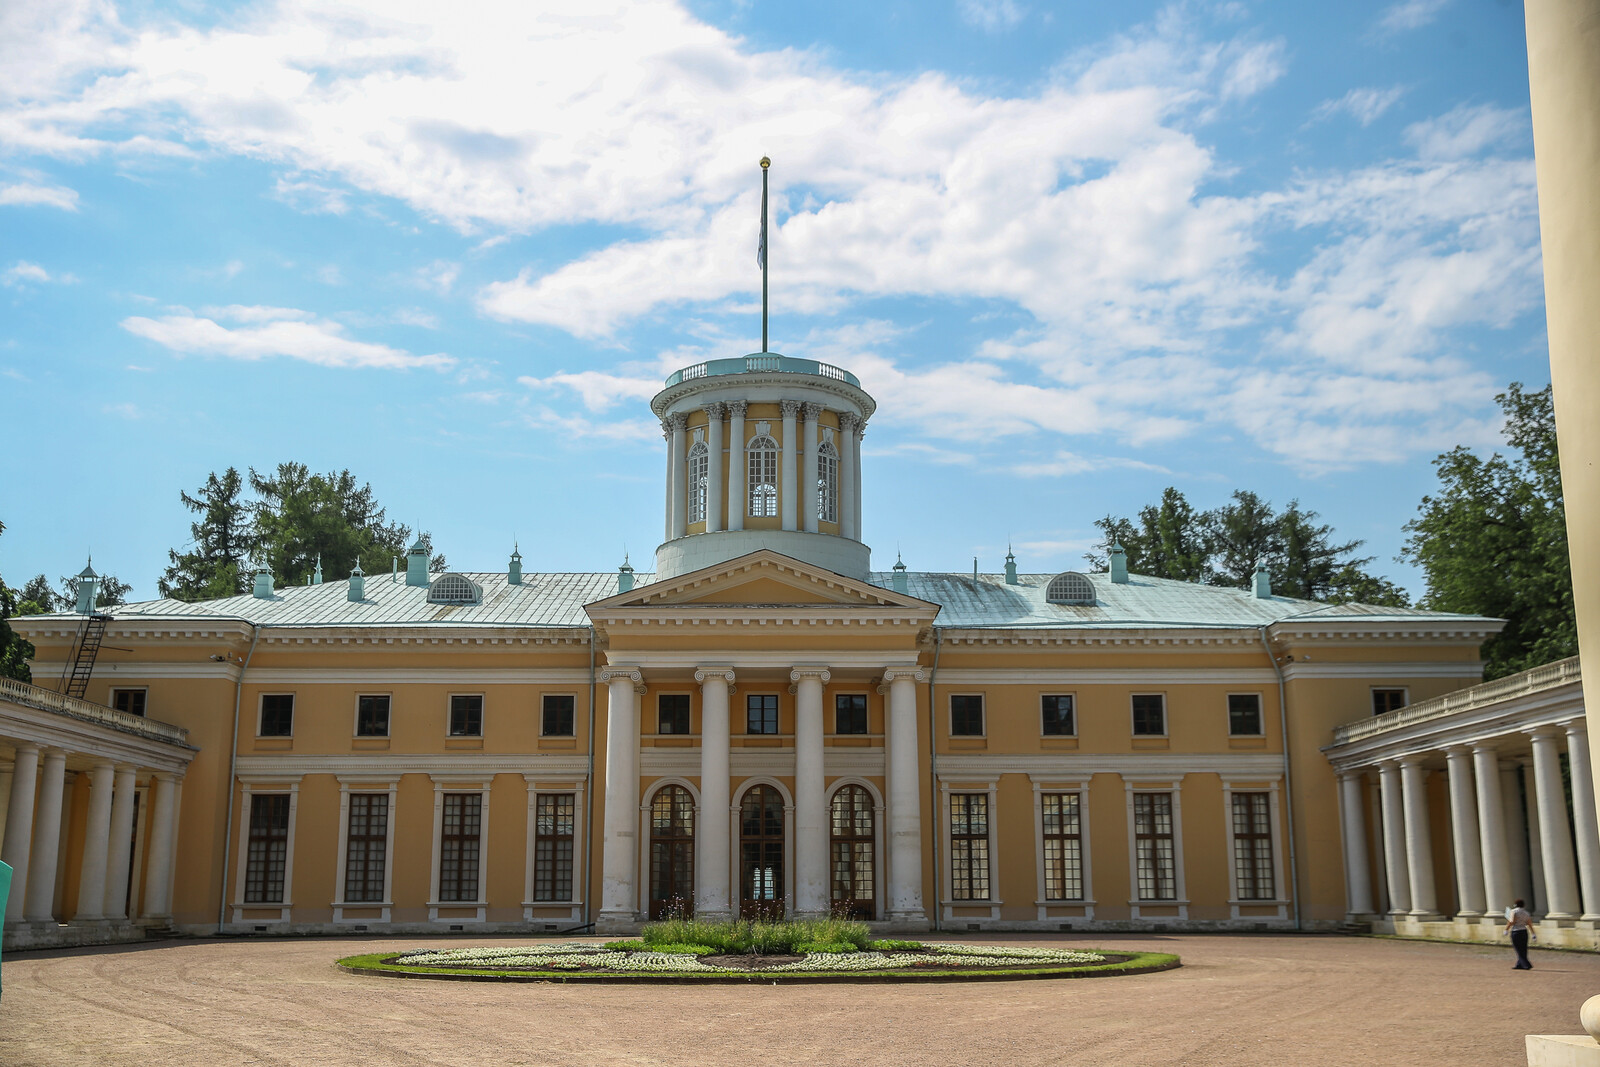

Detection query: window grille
xmin=1133 ymin=792 xmax=1177 ymax=901
xmin=1041 ymin=792 xmax=1083 ymax=900
xmin=949 ymin=793 xmax=990 ymax=900
xmin=747 ymin=435 xmax=779 ymax=518
xmin=534 ymin=793 xmax=576 ymax=901
xmin=244 ymin=794 xmax=290 ymax=903
xmin=687 ymin=442 xmax=709 ymax=525
xmin=830 ymin=785 xmax=875 ymax=918
xmin=1231 ymin=792 xmax=1274 ymax=900
xmin=649 ymin=785 xmax=695 ymax=919
xmin=817 ymin=439 xmax=838 ymax=523
xmin=747 ymin=694 xmax=779 ymax=735
xmin=439 ymin=792 xmax=482 ymax=902
xmin=1045 ymin=571 xmax=1095 ymax=605
xmin=427 ymin=573 xmax=480 ymax=604
xmin=344 ymin=793 xmax=388 ymax=903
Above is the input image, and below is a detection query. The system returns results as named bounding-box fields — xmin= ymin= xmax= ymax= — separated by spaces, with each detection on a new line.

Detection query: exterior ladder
xmin=61 ymin=613 xmax=112 ymax=699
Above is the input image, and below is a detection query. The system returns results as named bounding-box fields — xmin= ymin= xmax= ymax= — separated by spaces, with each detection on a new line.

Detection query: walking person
xmin=1506 ymin=898 xmax=1535 ymax=970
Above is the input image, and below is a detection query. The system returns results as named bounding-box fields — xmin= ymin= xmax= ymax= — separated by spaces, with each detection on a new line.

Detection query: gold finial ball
xmin=760 ymin=156 xmax=770 ymax=169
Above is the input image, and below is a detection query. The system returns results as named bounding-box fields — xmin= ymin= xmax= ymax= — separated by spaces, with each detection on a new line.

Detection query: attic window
xmin=1045 ymin=571 xmax=1095 ymax=605
xmin=428 ymin=573 xmax=481 ymax=605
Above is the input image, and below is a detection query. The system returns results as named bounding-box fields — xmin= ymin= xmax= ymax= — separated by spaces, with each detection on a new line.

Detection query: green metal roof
xmin=663 ymin=353 xmax=860 ymax=388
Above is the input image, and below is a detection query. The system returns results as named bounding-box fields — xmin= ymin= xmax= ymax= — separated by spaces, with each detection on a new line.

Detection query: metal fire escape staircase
xmin=61 ymin=613 xmax=113 ymax=699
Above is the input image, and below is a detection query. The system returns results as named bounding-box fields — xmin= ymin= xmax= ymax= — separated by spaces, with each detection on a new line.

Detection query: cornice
xmin=234 ymin=753 xmax=591 ymax=777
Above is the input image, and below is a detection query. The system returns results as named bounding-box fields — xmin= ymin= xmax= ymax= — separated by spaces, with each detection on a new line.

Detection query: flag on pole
xmin=757 ymin=173 xmax=768 ymax=269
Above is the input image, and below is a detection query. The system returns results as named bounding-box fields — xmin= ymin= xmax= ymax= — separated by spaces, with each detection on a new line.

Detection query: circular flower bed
xmin=338 ymin=941 xmax=1180 ymax=983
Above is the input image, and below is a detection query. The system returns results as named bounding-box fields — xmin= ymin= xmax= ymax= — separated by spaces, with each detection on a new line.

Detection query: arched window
xmin=649 ymin=785 xmax=695 ymax=919
xmin=816 ymin=438 xmax=839 ymax=524
xmin=747 ymin=434 xmax=778 ymax=518
xmin=687 ymin=441 xmax=709 ymax=525
xmin=739 ymin=785 xmax=785 ymax=920
xmin=1045 ymin=571 xmax=1096 ymax=605
xmin=830 ymin=785 xmax=875 ymax=919
xmin=427 ymin=573 xmax=481 ymax=604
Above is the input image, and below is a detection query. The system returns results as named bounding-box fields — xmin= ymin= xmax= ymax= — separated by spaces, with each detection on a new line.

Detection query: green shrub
xmin=602 ymin=940 xmax=647 ymax=952
xmin=638 ymin=916 xmax=872 ymax=955
xmin=794 ymin=940 xmax=859 ymax=954
xmin=867 ymin=938 xmax=925 ymax=952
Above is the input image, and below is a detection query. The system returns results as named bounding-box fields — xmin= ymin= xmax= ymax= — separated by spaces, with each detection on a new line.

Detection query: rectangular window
xmin=1133 ymin=792 xmax=1176 ymax=901
xmin=658 ymin=694 xmax=691 ymax=735
xmin=244 ymin=793 xmax=290 ymax=903
xmin=1041 ymin=694 xmax=1075 ymax=736
xmin=1228 ymin=694 xmax=1263 ymax=737
xmin=835 ymin=694 xmax=868 ymax=735
xmin=1041 ymin=792 xmax=1083 ymax=900
xmin=1231 ymin=792 xmax=1274 ymax=901
xmin=534 ymin=793 xmax=576 ymax=901
xmin=1131 ymin=694 xmax=1166 ymax=736
xmin=344 ymin=793 xmax=388 ymax=903
xmin=259 ymin=694 xmax=294 ymax=737
xmin=949 ymin=793 xmax=990 ymax=900
xmin=111 ymin=688 xmax=147 ymax=717
xmin=1372 ymin=689 xmax=1407 ymax=716
xmin=541 ymin=694 xmax=575 ymax=737
xmin=746 ymin=694 xmax=779 ymax=735
xmin=439 ymin=792 xmax=483 ymax=902
xmin=356 ymin=695 xmax=390 ymax=737
xmin=950 ymin=694 xmax=985 ymax=737
xmin=449 ymin=694 xmax=484 ymax=737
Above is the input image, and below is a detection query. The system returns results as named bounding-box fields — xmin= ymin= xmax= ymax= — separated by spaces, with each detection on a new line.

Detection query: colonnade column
xmin=662 ymin=422 xmax=673 ymax=542
xmin=1528 ymin=726 xmax=1582 ymax=919
xmin=75 ymin=761 xmax=116 ymax=921
xmin=1503 ymin=759 xmax=1535 ymax=908
xmin=1378 ymin=761 xmax=1412 ymax=915
xmin=801 ymin=403 xmax=821 ymax=534
xmin=1472 ymin=743 xmax=1514 ymax=918
xmin=1443 ymin=747 xmax=1486 ymax=918
xmin=838 ymin=413 xmax=859 ymax=540
xmin=103 ymin=764 xmax=138 ymax=920
xmin=727 ymin=402 xmax=747 ymax=532
xmin=3 ymin=743 xmax=39 ymax=921
xmin=791 ymin=667 xmax=830 ymax=917
xmin=1337 ymin=771 xmax=1374 ymax=917
xmin=780 ymin=400 xmax=799 ymax=531
xmin=853 ymin=420 xmax=865 ymax=540
xmin=1399 ymin=756 xmax=1439 ymax=918
xmin=1561 ymin=719 xmax=1600 ymax=919
xmin=598 ymin=669 xmax=643 ymax=930
xmin=883 ymin=668 xmax=926 ymax=924
xmin=23 ymin=749 xmax=67 ymax=923
xmin=140 ymin=772 xmax=179 ymax=921
xmin=704 ymin=403 xmax=725 ymax=533
xmin=668 ymin=414 xmax=688 ymax=541
xmin=695 ymin=668 xmax=734 ymax=920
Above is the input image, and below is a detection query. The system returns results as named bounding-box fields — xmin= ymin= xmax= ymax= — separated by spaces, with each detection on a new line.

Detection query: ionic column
xmin=662 ymin=422 xmax=673 ymax=542
xmin=1338 ymin=770 xmax=1375 ymax=917
xmin=598 ymin=669 xmax=643 ymax=929
xmin=1444 ymin=747 xmax=1486 ymax=918
xmin=838 ymin=413 xmax=859 ymax=540
xmin=727 ymin=402 xmax=747 ymax=532
xmin=141 ymin=772 xmax=179 ymax=920
xmin=1472 ymin=743 xmax=1514 ymax=918
xmin=668 ymin=413 xmax=688 ymax=540
xmin=791 ymin=667 xmax=830 ymax=917
xmin=23 ymin=749 xmax=67 ymax=923
xmin=1369 ymin=776 xmax=1390 ymax=912
xmin=1378 ymin=761 xmax=1411 ymax=915
xmin=883 ymin=668 xmax=927 ymax=924
xmin=704 ymin=403 xmax=725 ymax=534
xmin=103 ymin=765 xmax=138 ymax=921
xmin=801 ymin=402 xmax=822 ymax=534
xmin=853 ymin=420 xmax=865 ymax=540
xmin=3 ymin=744 xmax=40 ymax=921
xmin=1561 ymin=719 xmax=1600 ymax=919
xmin=779 ymin=399 xmax=799 ymax=531
xmin=1528 ymin=726 xmax=1581 ymax=919
xmin=694 ymin=668 xmax=735 ymax=920
xmin=1399 ymin=756 xmax=1440 ymax=918
xmin=1503 ymin=759 xmax=1535 ymax=908
xmin=75 ymin=761 xmax=116 ymax=921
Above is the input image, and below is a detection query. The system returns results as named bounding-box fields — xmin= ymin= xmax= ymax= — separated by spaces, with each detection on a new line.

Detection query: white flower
xmin=390 ymin=942 xmax=1106 ymax=974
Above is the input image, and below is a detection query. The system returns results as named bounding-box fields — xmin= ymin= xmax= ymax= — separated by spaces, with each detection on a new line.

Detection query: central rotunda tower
xmin=651 ymin=353 xmax=875 ymax=580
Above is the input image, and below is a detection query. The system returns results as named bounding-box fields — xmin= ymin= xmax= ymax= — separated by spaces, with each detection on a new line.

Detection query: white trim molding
xmin=427 ymin=775 xmax=493 ymax=923
xmin=1122 ymin=776 xmax=1188 ymax=922
xmin=231 ymin=776 xmax=302 ymax=925
xmin=331 ymin=775 xmax=400 ymax=924
xmin=1029 ymin=775 xmax=1095 ymax=922
xmin=937 ymin=775 xmax=1002 ymax=925
xmin=523 ymin=775 xmax=586 ymax=925
xmin=1219 ymin=775 xmax=1290 ymax=923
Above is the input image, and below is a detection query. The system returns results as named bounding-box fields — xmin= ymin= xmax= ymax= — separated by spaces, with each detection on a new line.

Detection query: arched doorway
xmin=739 ymin=784 xmax=785 ymax=920
xmin=649 ymin=785 xmax=694 ymax=919
xmin=830 ymin=785 xmax=875 ymax=919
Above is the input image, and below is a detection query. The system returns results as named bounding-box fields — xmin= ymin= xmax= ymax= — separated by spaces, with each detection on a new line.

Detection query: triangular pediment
xmin=584 ymin=550 xmax=937 ymax=614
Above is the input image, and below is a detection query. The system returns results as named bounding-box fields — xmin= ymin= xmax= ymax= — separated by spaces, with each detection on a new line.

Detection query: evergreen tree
xmin=160 ymin=467 xmax=250 ymax=601
xmin=17 ymin=574 xmax=60 ymax=615
xmin=1205 ymin=490 xmax=1281 ymax=588
xmin=58 ymin=572 xmax=130 ymax=609
xmin=1274 ymin=500 xmax=1365 ymax=601
xmin=0 ymin=519 xmax=34 ymax=681
xmin=1139 ymin=487 xmax=1210 ymax=583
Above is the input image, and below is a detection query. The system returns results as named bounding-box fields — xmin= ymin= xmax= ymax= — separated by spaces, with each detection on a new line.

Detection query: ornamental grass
xmin=639 ymin=916 xmax=872 ymax=954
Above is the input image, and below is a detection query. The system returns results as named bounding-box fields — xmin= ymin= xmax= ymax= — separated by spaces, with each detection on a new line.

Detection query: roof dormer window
xmin=428 ymin=573 xmax=482 ymax=605
xmin=1045 ymin=571 xmax=1095 ymax=605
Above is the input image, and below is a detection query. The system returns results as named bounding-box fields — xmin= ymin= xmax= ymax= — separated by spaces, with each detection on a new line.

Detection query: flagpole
xmin=760 ymin=156 xmax=770 ymax=353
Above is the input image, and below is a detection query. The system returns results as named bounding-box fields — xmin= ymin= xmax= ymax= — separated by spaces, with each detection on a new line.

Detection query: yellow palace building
xmin=14 ymin=351 xmax=1578 ymax=949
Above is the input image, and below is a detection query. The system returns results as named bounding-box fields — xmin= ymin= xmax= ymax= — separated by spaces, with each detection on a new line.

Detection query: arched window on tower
xmin=687 ymin=441 xmax=709 ymax=525
xmin=747 ymin=434 xmax=778 ymax=518
xmin=817 ymin=437 xmax=839 ymax=524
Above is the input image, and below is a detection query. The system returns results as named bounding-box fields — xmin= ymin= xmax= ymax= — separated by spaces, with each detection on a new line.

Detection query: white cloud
xmin=316 ymin=264 xmax=344 ymax=286
xmin=1311 ymin=86 xmax=1405 ymax=126
xmin=519 ymin=370 xmax=662 ymax=413
xmin=1375 ymin=0 xmax=1449 ymax=34
xmin=418 ymin=260 xmax=460 ymax=295
xmin=1404 ymin=104 xmax=1527 ymax=161
xmin=3 ymin=260 xmax=76 ymax=286
xmin=959 ymin=0 xmax=1025 ymax=33
xmin=121 ymin=305 xmax=455 ymax=370
xmin=0 ymin=180 xmax=79 ymax=210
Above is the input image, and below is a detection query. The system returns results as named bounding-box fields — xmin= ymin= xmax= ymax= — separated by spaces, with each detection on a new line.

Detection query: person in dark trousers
xmin=1506 ymin=899 xmax=1535 ymax=969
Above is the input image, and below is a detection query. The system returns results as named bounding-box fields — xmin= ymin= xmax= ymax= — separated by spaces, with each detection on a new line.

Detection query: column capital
xmin=11 ymin=741 xmax=39 ymax=757
xmin=727 ymin=400 xmax=748 ymax=417
xmin=789 ymin=667 xmax=831 ymax=684
xmin=694 ymin=667 xmax=736 ymax=685
xmin=598 ymin=667 xmax=643 ymax=686
xmin=880 ymin=667 xmax=926 ymax=686
xmin=152 ymin=770 xmax=178 ymax=784
xmin=1562 ymin=717 xmax=1589 ymax=737
xmin=1525 ymin=724 xmax=1565 ymax=741
xmin=1337 ymin=767 xmax=1367 ymax=783
xmin=660 ymin=420 xmax=671 ymax=438
xmin=838 ymin=412 xmax=860 ymax=434
xmin=1399 ymin=753 xmax=1430 ymax=768
xmin=779 ymin=398 xmax=801 ymax=418
xmin=702 ymin=401 xmax=726 ymax=419
xmin=801 ymin=401 xmax=823 ymax=420
xmin=667 ymin=412 xmax=689 ymax=432
xmin=1444 ymin=745 xmax=1475 ymax=759
xmin=1471 ymin=740 xmax=1499 ymax=755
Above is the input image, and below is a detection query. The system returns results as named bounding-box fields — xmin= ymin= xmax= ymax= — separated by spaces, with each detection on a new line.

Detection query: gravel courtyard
xmin=3 ymin=932 xmax=1594 ymax=1066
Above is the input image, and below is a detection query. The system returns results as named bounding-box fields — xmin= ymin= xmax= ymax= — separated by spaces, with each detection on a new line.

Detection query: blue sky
xmin=0 ymin=0 xmax=1549 ymax=601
